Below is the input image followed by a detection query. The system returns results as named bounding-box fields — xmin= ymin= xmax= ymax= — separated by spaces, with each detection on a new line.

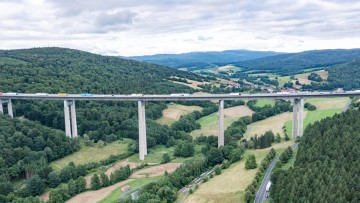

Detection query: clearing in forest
xmin=190 ymin=105 xmax=253 ymax=137
xmin=50 ymin=139 xmax=130 ymax=171
xmin=156 ymin=104 xmax=202 ymax=126
xmin=184 ymin=141 xmax=294 ymax=203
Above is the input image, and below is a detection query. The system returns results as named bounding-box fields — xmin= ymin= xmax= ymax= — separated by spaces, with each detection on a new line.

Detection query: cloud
xmin=0 ymin=0 xmax=360 ymax=55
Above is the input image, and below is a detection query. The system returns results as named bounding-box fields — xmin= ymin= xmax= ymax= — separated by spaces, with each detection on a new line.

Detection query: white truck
xmin=266 ymin=181 xmax=271 ymax=192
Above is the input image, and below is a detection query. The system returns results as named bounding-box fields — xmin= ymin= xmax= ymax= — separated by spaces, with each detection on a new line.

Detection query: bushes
xmin=245 ymin=155 xmax=257 ymax=170
xmin=279 ymin=147 xmax=293 ymax=164
xmin=304 ymin=102 xmax=317 ymax=111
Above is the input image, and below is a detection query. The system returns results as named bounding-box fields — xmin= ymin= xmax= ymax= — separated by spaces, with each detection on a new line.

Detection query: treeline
xmin=48 ymin=165 xmax=131 ymax=203
xmin=246 ymin=131 xmax=276 ymax=149
xmin=271 ymin=109 xmax=360 ymax=202
xmin=307 ymin=72 xmax=323 ymax=82
xmin=244 ymin=148 xmax=276 ymax=203
xmin=302 ymin=59 xmax=360 ymax=91
xmin=224 ymin=116 xmax=252 ymax=144
xmin=248 ymin=100 xmax=292 ymax=122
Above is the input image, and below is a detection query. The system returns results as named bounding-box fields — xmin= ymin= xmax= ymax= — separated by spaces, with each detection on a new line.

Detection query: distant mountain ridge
xmin=126 ymin=49 xmax=281 ymax=69
xmin=234 ymin=48 xmax=360 ymax=75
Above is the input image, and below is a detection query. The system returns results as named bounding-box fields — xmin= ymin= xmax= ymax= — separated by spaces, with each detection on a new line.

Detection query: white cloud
xmin=0 ymin=0 xmax=360 ymax=56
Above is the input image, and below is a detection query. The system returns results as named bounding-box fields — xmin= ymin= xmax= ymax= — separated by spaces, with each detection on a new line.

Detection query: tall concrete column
xmin=218 ymin=100 xmax=224 ymax=147
xmin=7 ymin=99 xmax=13 ymax=118
xmin=64 ymin=100 xmax=71 ymax=137
xmin=0 ymin=99 xmax=3 ymax=114
xmin=138 ymin=101 xmax=145 ymax=160
xmin=298 ymin=98 xmax=304 ymax=137
xmin=70 ymin=100 xmax=78 ymax=138
xmin=292 ymin=99 xmax=299 ymax=139
xmin=141 ymin=101 xmax=147 ymax=155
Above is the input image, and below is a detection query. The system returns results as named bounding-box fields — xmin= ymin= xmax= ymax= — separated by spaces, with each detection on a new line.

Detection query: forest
xmin=234 ymin=48 xmax=360 ymax=76
xmin=302 ymin=59 xmax=360 ymax=90
xmin=270 ymin=109 xmax=360 ymax=202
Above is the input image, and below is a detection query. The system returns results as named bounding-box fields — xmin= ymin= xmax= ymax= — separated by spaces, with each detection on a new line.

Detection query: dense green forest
xmin=302 ymin=59 xmax=360 ymax=90
xmin=0 ymin=115 xmax=79 ymax=196
xmin=271 ymin=109 xmax=360 ymax=202
xmin=0 ymin=48 xmax=209 ymax=142
xmin=234 ymin=49 xmax=360 ymax=76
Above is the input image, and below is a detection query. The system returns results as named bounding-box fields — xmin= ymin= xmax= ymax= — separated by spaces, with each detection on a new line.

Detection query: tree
xmin=214 ymin=166 xmax=221 ymax=175
xmin=244 ymin=190 xmax=253 ymax=203
xmin=100 ymin=172 xmax=110 ymax=187
xmin=48 ymin=171 xmax=60 ymax=188
xmin=162 ymin=153 xmax=171 ymax=164
xmin=206 ymin=148 xmax=224 ymax=166
xmin=156 ymin=186 xmax=177 ymax=203
xmin=91 ymin=174 xmax=101 ymax=190
xmin=75 ymin=177 xmax=86 ymax=194
xmin=26 ymin=175 xmax=45 ymax=196
xmin=245 ymin=155 xmax=257 ymax=169
xmin=0 ymin=175 xmax=13 ymax=195
xmin=275 ymin=133 xmax=281 ymax=143
xmin=67 ymin=179 xmax=77 ymax=196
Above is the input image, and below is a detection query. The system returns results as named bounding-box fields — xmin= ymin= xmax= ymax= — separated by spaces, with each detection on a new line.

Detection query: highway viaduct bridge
xmin=0 ymin=91 xmax=359 ymax=160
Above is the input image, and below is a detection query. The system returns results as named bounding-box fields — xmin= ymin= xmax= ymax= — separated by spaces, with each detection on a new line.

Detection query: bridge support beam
xmin=0 ymin=99 xmax=13 ymax=118
xmin=138 ymin=101 xmax=147 ymax=160
xmin=218 ymin=100 xmax=224 ymax=147
xmin=64 ymin=101 xmax=72 ymax=137
xmin=292 ymin=98 xmax=304 ymax=139
xmin=64 ymin=100 xmax=78 ymax=138
xmin=0 ymin=99 xmax=3 ymax=114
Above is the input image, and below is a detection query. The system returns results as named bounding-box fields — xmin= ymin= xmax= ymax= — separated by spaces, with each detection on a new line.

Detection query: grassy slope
xmin=184 ymin=141 xmax=294 ymax=203
xmin=190 ymin=106 xmax=253 ymax=137
xmin=50 ymin=139 xmax=131 ymax=171
xmin=254 ymin=100 xmax=275 ymax=108
xmin=99 ymin=177 xmax=161 ymax=203
xmin=285 ymin=97 xmax=349 ymax=136
xmin=156 ymin=104 xmax=202 ymax=126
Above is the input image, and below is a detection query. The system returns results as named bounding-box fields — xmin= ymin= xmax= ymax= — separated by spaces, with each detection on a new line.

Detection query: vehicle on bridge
xmin=6 ymin=92 xmax=18 ymax=95
xmin=80 ymin=93 xmax=93 ymax=96
xmin=36 ymin=93 xmax=48 ymax=96
xmin=57 ymin=93 xmax=67 ymax=96
xmin=170 ymin=93 xmax=190 ymax=96
xmin=229 ymin=93 xmax=241 ymax=95
xmin=131 ymin=94 xmax=144 ymax=96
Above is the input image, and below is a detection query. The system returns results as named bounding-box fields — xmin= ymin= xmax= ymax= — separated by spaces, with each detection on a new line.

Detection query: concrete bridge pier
xmin=218 ymin=100 xmax=224 ymax=147
xmin=138 ymin=101 xmax=147 ymax=160
xmin=292 ymin=98 xmax=304 ymax=139
xmin=64 ymin=100 xmax=78 ymax=138
xmin=0 ymin=99 xmax=13 ymax=118
xmin=0 ymin=99 xmax=3 ymax=114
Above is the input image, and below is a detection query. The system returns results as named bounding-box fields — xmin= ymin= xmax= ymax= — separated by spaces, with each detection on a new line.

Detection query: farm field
xmin=184 ymin=141 xmax=294 ymax=203
xmin=190 ymin=105 xmax=253 ymax=137
xmin=156 ymin=104 xmax=202 ymax=126
xmin=245 ymin=112 xmax=294 ymax=139
xmin=50 ymin=139 xmax=131 ymax=171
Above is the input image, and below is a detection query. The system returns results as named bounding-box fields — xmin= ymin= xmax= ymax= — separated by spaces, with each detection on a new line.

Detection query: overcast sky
xmin=1 ymin=0 xmax=360 ymax=56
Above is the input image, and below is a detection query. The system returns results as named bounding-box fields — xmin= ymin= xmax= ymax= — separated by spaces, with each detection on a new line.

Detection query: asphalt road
xmin=254 ymin=143 xmax=299 ymax=203
xmin=0 ymin=91 xmax=359 ymax=102
xmin=343 ymin=99 xmax=352 ymax=112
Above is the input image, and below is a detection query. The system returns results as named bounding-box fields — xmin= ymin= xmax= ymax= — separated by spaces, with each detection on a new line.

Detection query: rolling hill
xmin=234 ymin=48 xmax=360 ymax=76
xmin=126 ymin=49 xmax=281 ymax=70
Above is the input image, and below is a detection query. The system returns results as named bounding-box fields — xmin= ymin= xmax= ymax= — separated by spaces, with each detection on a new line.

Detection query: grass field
xmin=128 ymin=144 xmax=204 ymax=164
xmin=190 ymin=105 xmax=253 ymax=137
xmin=285 ymin=97 xmax=348 ymax=136
xmin=184 ymin=141 xmax=294 ymax=203
xmin=50 ymin=139 xmax=131 ymax=171
xmin=245 ymin=112 xmax=293 ymax=139
xmin=218 ymin=65 xmax=242 ymax=72
xmin=156 ymin=104 xmax=202 ymax=126
xmin=254 ymin=100 xmax=275 ymax=108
